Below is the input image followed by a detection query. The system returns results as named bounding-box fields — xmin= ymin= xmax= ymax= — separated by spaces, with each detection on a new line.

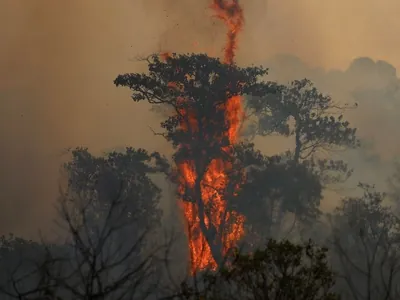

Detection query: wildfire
xmin=179 ymin=94 xmax=245 ymax=272
xmin=211 ymin=0 xmax=244 ymax=65
xmin=165 ymin=0 xmax=245 ymax=273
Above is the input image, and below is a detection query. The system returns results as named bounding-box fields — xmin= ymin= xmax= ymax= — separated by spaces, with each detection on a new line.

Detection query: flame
xmin=178 ymin=93 xmax=245 ymax=272
xmin=163 ymin=0 xmax=246 ymax=274
xmin=160 ymin=51 xmax=172 ymax=62
xmin=211 ymin=0 xmax=244 ymax=65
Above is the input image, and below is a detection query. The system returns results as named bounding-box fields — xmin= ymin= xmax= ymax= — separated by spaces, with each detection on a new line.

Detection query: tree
xmin=0 ymin=147 xmax=170 ymax=300
xmin=0 ymin=234 xmax=64 ymax=300
xmin=328 ymin=183 xmax=400 ymax=300
xmin=233 ymin=142 xmax=323 ymax=244
xmin=387 ymin=161 xmax=400 ymax=213
xmin=247 ymin=79 xmax=359 ymax=164
xmin=114 ymin=53 xmax=279 ymax=269
xmin=235 ymin=79 xmax=359 ymax=242
xmin=63 ymin=147 xmax=167 ymax=246
xmin=174 ymin=239 xmax=340 ymax=300
xmin=246 ymin=78 xmax=357 ymax=191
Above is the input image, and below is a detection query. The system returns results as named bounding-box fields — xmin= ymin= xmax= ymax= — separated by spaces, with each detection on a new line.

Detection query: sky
xmin=1 ymin=0 xmax=400 ymax=237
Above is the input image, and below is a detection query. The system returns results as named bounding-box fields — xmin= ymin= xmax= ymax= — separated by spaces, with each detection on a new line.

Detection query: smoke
xmin=241 ymin=0 xmax=400 ymax=70
xmin=1 ymin=0 xmax=400 ymax=237
xmin=0 ymin=0 xmax=168 ymax=237
xmin=260 ymin=55 xmax=400 ymax=209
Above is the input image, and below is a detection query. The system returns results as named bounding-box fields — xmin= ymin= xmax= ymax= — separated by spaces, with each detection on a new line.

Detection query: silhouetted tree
xmin=387 ymin=161 xmax=400 ymax=213
xmin=0 ymin=147 xmax=170 ymax=300
xmin=328 ymin=183 xmax=400 ymax=300
xmin=0 ymin=234 xmax=64 ymax=299
xmin=63 ymin=147 xmax=167 ymax=248
xmin=236 ymin=79 xmax=359 ymax=242
xmin=247 ymin=79 xmax=359 ymax=164
xmin=232 ymin=142 xmax=322 ymax=244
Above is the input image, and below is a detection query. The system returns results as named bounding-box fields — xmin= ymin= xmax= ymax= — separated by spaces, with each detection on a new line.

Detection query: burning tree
xmin=114 ymin=53 xmax=277 ymax=273
xmin=114 ymin=0 xmax=276 ymax=274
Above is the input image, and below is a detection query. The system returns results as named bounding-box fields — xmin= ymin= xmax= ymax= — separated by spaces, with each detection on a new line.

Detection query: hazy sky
xmin=1 ymin=0 xmax=400 ymax=237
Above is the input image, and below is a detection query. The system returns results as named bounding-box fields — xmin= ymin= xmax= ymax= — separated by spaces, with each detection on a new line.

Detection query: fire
xmin=165 ymin=0 xmax=246 ymax=273
xmin=211 ymin=0 xmax=244 ymax=65
xmin=178 ymin=93 xmax=245 ymax=272
xmin=160 ymin=51 xmax=172 ymax=62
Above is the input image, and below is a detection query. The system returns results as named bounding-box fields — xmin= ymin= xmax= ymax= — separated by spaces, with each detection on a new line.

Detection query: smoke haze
xmin=1 ymin=0 xmax=400 ymax=237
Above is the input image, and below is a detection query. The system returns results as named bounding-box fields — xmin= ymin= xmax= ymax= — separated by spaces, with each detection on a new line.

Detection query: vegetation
xmin=176 ymin=239 xmax=339 ymax=300
xmin=2 ymin=52 xmax=400 ymax=300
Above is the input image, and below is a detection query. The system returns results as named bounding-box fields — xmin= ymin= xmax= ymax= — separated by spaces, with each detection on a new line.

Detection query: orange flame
xmin=161 ymin=1 xmax=246 ymax=274
xmin=160 ymin=51 xmax=172 ymax=62
xmin=178 ymin=94 xmax=245 ymax=272
xmin=211 ymin=0 xmax=244 ymax=64
xmin=178 ymin=0 xmax=246 ymax=274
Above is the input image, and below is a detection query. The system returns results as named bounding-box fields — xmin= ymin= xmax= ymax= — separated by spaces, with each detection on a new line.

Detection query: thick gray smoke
xmin=257 ymin=55 xmax=400 ymax=209
xmin=1 ymin=0 xmax=400 ymax=237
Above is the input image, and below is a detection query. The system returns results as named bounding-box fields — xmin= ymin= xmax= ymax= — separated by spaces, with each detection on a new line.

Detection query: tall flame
xmin=211 ymin=0 xmax=244 ymax=65
xmin=174 ymin=0 xmax=245 ymax=273
xmin=179 ymin=97 xmax=245 ymax=272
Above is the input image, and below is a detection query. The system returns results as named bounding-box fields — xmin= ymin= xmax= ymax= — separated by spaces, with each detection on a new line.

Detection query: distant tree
xmin=328 ymin=183 xmax=400 ymax=300
xmin=175 ymin=239 xmax=340 ymax=300
xmin=246 ymin=79 xmax=357 ymax=193
xmin=63 ymin=147 xmax=167 ymax=246
xmin=114 ymin=53 xmax=279 ymax=268
xmin=247 ymin=79 xmax=359 ymax=164
xmin=234 ymin=79 xmax=359 ymax=242
xmin=0 ymin=147 xmax=170 ymax=300
xmin=0 ymin=234 xmax=54 ymax=298
xmin=387 ymin=161 xmax=400 ymax=212
xmin=233 ymin=142 xmax=323 ymax=244
xmin=0 ymin=233 xmax=69 ymax=300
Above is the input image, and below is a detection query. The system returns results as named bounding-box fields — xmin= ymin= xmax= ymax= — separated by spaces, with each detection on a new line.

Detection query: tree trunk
xmin=294 ymin=125 xmax=301 ymax=163
xmin=194 ymin=177 xmax=224 ymax=268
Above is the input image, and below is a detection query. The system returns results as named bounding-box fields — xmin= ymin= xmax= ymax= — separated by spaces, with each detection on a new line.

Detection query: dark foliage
xmin=175 ymin=239 xmax=340 ymax=300
xmin=0 ymin=148 xmax=168 ymax=300
xmin=247 ymin=79 xmax=359 ymax=161
xmin=329 ymin=183 xmax=400 ymax=300
xmin=233 ymin=143 xmax=322 ymax=242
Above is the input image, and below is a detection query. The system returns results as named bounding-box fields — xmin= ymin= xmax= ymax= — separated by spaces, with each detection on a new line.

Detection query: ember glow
xmin=169 ymin=0 xmax=246 ymax=273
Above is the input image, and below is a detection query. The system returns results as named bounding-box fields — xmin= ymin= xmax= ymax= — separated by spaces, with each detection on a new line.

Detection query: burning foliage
xmin=114 ymin=50 xmax=275 ymax=273
xmin=115 ymin=0 xmax=277 ymax=274
xmin=178 ymin=0 xmax=246 ymax=273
